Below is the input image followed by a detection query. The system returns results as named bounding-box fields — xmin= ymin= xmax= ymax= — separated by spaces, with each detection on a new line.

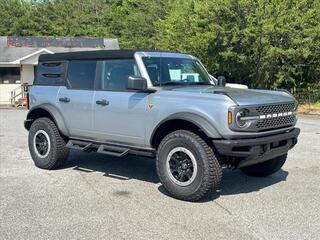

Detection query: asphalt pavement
xmin=0 ymin=109 xmax=319 ymax=240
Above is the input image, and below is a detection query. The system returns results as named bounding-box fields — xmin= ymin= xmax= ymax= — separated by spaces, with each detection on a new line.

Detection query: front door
xmin=93 ymin=59 xmax=148 ymax=146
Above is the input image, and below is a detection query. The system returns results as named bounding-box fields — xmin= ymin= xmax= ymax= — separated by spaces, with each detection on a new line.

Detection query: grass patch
xmin=298 ymin=102 xmax=320 ymax=113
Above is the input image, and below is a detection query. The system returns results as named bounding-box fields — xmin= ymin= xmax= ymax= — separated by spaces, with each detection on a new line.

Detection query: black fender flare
xmin=25 ymin=103 xmax=69 ymax=136
xmin=150 ymin=112 xmax=221 ymax=145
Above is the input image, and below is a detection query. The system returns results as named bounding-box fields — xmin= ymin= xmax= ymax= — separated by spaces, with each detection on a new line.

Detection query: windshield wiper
xmin=187 ymin=82 xmax=213 ymax=85
xmin=158 ymin=81 xmax=186 ymax=86
xmin=155 ymin=81 xmax=213 ymax=86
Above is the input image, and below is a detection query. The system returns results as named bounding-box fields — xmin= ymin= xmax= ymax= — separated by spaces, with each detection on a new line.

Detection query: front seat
xmin=107 ymin=66 xmax=134 ymax=91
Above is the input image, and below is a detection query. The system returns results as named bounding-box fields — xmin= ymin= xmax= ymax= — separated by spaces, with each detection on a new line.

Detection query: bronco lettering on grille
xmin=259 ymin=111 xmax=293 ymax=119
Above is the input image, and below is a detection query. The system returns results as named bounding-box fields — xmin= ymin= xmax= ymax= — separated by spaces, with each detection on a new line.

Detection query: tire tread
xmin=240 ymin=154 xmax=287 ymax=177
xmin=156 ymin=130 xmax=222 ymax=201
xmin=29 ymin=117 xmax=69 ymax=169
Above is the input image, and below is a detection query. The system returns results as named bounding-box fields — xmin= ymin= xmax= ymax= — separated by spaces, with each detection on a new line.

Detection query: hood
xmin=165 ymin=86 xmax=295 ymax=105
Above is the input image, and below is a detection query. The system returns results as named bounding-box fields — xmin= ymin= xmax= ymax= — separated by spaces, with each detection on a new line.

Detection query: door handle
xmin=96 ymin=99 xmax=109 ymax=106
xmin=59 ymin=97 xmax=70 ymax=103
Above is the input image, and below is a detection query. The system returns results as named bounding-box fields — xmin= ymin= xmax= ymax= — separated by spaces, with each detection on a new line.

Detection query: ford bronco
xmin=25 ymin=50 xmax=300 ymax=201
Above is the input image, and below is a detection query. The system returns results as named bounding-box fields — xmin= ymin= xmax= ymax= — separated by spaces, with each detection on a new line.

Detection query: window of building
xmin=67 ymin=60 xmax=97 ymax=90
xmin=0 ymin=67 xmax=20 ymax=84
xmin=97 ymin=59 xmax=140 ymax=91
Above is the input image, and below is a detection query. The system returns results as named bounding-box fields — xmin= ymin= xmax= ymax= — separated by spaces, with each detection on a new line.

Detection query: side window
xmin=34 ymin=62 xmax=66 ymax=86
xmin=97 ymin=59 xmax=140 ymax=91
xmin=67 ymin=60 xmax=97 ymax=90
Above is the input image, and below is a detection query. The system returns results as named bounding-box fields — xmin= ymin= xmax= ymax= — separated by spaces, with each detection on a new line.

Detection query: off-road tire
xmin=240 ymin=154 xmax=287 ymax=177
xmin=156 ymin=130 xmax=222 ymax=201
xmin=28 ymin=117 xmax=69 ymax=169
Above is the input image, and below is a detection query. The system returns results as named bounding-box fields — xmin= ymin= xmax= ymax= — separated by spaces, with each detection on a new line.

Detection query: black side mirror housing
xmin=217 ymin=76 xmax=226 ymax=87
xmin=126 ymin=76 xmax=148 ymax=91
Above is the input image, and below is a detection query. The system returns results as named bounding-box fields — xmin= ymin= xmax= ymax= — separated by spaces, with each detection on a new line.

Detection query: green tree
xmin=0 ymin=0 xmax=319 ymax=90
xmin=157 ymin=0 xmax=320 ymax=89
xmin=106 ymin=0 xmax=169 ymax=48
xmin=0 ymin=0 xmax=37 ymax=36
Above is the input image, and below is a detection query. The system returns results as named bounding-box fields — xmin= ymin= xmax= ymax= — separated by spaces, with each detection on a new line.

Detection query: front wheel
xmin=156 ymin=130 xmax=222 ymax=201
xmin=240 ymin=154 xmax=287 ymax=177
xmin=28 ymin=117 xmax=69 ymax=169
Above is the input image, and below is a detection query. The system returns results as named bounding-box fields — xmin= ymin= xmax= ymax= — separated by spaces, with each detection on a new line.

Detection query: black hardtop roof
xmin=38 ymin=49 xmax=180 ymax=62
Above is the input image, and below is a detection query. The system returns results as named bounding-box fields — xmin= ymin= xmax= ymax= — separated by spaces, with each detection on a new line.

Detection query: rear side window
xmin=35 ymin=62 xmax=66 ymax=85
xmin=67 ymin=60 xmax=97 ymax=90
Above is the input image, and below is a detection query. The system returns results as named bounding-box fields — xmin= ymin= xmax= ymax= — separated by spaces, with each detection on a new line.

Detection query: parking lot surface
xmin=0 ymin=109 xmax=320 ymax=240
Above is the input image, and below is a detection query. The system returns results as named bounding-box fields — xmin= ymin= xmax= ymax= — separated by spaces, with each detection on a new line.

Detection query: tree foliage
xmin=0 ymin=0 xmax=319 ymax=89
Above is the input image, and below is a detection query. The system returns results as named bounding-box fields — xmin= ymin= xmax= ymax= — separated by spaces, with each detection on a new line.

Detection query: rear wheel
xmin=156 ymin=130 xmax=222 ymax=201
xmin=28 ymin=117 xmax=69 ymax=169
xmin=240 ymin=154 xmax=287 ymax=177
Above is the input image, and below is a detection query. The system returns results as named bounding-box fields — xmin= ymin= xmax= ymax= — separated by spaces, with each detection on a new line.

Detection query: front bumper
xmin=213 ymin=128 xmax=300 ymax=168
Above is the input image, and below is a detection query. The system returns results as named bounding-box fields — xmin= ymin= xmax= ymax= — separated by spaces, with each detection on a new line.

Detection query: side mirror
xmin=126 ymin=76 xmax=148 ymax=91
xmin=217 ymin=76 xmax=226 ymax=87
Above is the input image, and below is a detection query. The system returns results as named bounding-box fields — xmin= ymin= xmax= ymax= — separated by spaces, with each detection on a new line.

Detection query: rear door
xmin=93 ymin=59 xmax=148 ymax=146
xmin=57 ymin=60 xmax=97 ymax=138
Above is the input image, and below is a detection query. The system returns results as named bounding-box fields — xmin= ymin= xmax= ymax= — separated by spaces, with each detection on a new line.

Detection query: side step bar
xmin=66 ymin=140 xmax=93 ymax=152
xmin=97 ymin=145 xmax=130 ymax=157
xmin=66 ymin=139 xmax=155 ymax=158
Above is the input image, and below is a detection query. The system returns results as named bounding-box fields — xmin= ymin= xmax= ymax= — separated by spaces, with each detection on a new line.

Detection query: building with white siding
xmin=0 ymin=36 xmax=119 ymax=105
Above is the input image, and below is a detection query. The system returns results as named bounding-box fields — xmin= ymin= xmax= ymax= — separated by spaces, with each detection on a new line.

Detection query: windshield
xmin=142 ymin=57 xmax=213 ymax=86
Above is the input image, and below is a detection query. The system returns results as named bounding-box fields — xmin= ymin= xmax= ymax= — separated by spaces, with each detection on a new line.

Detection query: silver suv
xmin=25 ymin=50 xmax=300 ymax=201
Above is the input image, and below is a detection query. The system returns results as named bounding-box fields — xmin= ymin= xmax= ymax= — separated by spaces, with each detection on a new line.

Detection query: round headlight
xmin=235 ymin=109 xmax=250 ymax=128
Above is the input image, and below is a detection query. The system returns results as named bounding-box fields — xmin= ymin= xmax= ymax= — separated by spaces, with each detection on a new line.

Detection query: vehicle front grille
xmin=254 ymin=102 xmax=296 ymax=131
xmin=256 ymin=102 xmax=295 ymax=115
xmin=256 ymin=115 xmax=296 ymax=129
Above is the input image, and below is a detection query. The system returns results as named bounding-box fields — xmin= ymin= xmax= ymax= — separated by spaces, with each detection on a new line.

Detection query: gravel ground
xmin=0 ymin=109 xmax=320 ymax=240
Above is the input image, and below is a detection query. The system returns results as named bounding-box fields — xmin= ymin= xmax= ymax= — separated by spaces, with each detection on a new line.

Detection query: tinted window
xmin=97 ymin=59 xmax=140 ymax=91
xmin=67 ymin=60 xmax=97 ymax=89
xmin=34 ymin=62 xmax=65 ymax=86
